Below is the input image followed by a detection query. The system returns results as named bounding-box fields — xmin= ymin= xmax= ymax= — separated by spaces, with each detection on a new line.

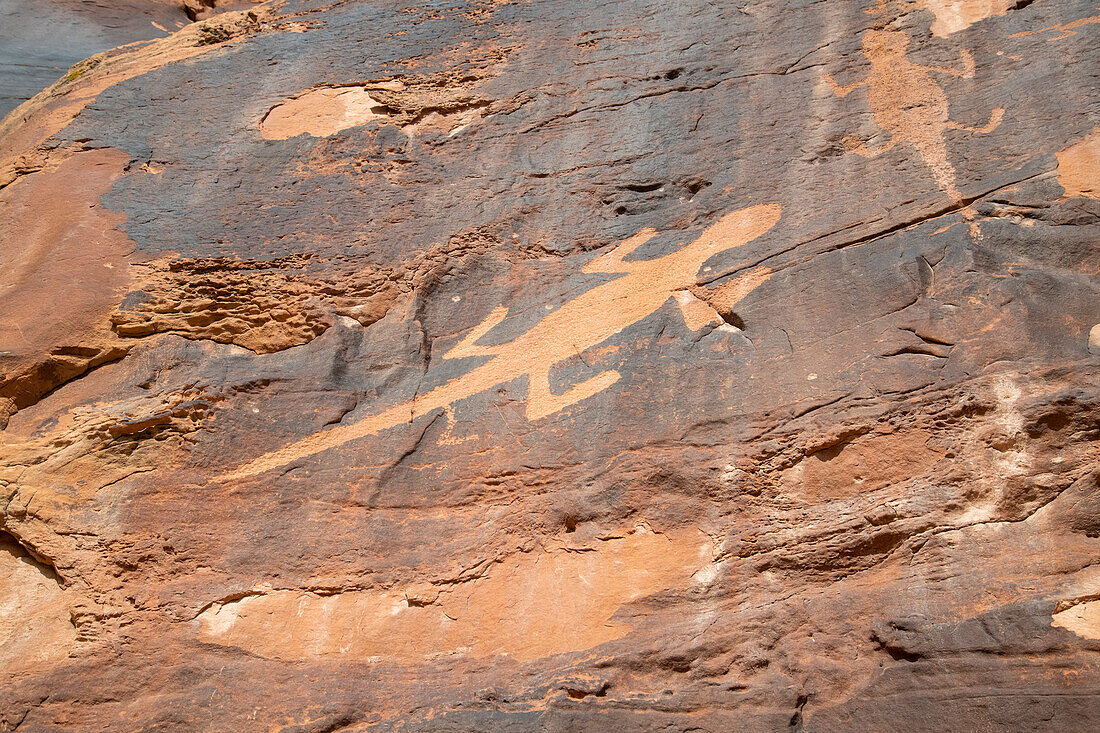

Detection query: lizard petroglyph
xmin=221 ymin=204 xmax=782 ymax=480
xmin=824 ymin=28 xmax=1003 ymax=202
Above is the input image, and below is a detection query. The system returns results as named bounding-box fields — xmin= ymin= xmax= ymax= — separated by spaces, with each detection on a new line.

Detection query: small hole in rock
xmin=685 ymin=179 xmax=711 ymax=195
xmin=720 ymin=311 xmax=745 ymax=330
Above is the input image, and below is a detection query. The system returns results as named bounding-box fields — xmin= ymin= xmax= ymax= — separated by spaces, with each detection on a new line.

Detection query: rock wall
xmin=1 ymin=0 xmax=1097 ymax=730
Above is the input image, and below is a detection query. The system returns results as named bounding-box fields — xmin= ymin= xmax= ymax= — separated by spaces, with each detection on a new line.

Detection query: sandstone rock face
xmin=0 ymin=1 xmax=266 ymax=119
xmin=1 ymin=1 xmax=181 ymax=120
xmin=1 ymin=0 xmax=1098 ymax=730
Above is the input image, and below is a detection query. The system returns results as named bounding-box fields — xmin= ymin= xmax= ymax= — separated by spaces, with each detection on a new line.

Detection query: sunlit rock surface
xmin=1 ymin=0 xmax=1098 ymax=730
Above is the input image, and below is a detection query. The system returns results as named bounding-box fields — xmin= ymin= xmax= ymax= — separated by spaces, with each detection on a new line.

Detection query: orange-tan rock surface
xmin=1 ymin=0 xmax=1098 ymax=730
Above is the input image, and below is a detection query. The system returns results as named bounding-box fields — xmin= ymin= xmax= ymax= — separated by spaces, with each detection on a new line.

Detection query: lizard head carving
xmin=673 ymin=203 xmax=782 ymax=276
xmin=863 ymin=28 xmax=909 ymax=58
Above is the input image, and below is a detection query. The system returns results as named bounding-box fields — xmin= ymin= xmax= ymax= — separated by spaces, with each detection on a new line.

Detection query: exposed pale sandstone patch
xmin=1052 ymin=599 xmax=1100 ymax=640
xmin=197 ymin=526 xmax=711 ymax=662
xmin=260 ymin=86 xmax=396 ymax=140
xmin=1056 ymin=128 xmax=1099 ymax=200
xmin=0 ymin=534 xmax=76 ymax=674
xmin=914 ymin=1 xmax=1020 ymax=37
xmin=259 ymin=80 xmax=499 ymax=140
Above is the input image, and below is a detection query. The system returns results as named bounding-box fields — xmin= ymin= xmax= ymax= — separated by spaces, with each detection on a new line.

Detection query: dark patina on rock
xmin=1 ymin=0 xmax=1098 ymax=730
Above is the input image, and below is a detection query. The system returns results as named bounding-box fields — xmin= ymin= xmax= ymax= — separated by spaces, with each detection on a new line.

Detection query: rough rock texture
xmin=1 ymin=0 xmax=1098 ymax=730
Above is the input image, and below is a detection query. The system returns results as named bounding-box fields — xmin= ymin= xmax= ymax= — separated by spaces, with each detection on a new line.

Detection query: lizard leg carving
xmin=583 ymin=227 xmax=658 ymax=274
xmin=843 ymin=133 xmax=897 ymax=158
xmin=525 ymin=366 xmax=621 ymax=422
xmin=444 ymin=305 xmax=508 ymax=360
xmin=947 ymin=107 xmax=1004 ymax=134
xmin=928 ymin=49 xmax=975 ymax=79
xmin=823 ymin=74 xmax=867 ymax=99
